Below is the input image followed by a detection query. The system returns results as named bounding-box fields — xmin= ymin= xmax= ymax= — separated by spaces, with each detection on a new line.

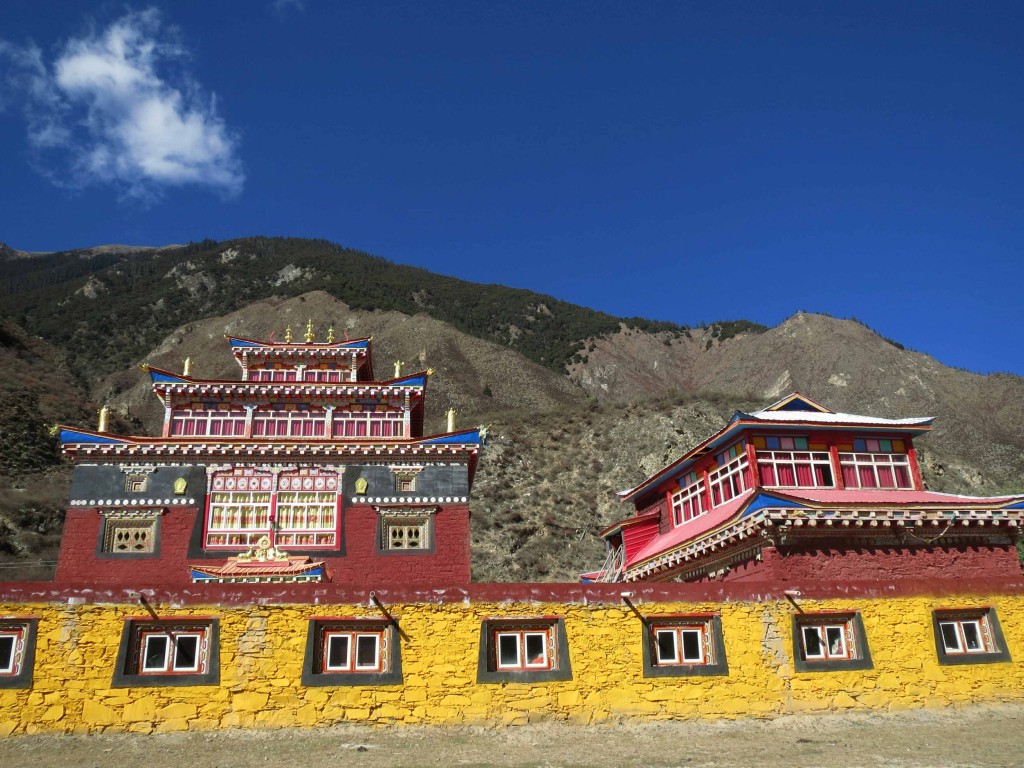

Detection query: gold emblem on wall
xmin=354 ymin=477 xmax=368 ymax=495
xmin=173 ymin=477 xmax=188 ymax=495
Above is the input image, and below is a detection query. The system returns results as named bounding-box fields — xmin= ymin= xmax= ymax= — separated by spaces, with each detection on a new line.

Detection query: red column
xmin=906 ymin=439 xmax=925 ymax=491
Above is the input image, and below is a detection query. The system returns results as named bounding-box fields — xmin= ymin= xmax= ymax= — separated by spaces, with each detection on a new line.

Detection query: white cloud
xmin=0 ymin=9 xmax=243 ymax=199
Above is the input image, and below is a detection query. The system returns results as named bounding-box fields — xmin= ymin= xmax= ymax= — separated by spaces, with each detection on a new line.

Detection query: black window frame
xmin=112 ymin=618 xmax=220 ymax=687
xmin=932 ymin=607 xmax=1011 ymax=666
xmin=0 ymin=618 xmax=38 ymax=689
xmin=792 ymin=612 xmax=873 ymax=672
xmin=641 ymin=614 xmax=729 ymax=678
xmin=477 ymin=618 xmax=573 ymax=684
xmin=302 ymin=618 xmax=403 ymax=686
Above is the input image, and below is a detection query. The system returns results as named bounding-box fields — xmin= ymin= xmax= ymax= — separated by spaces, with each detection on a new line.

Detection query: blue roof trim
xmin=741 ymin=492 xmax=810 ymax=517
xmin=1007 ymin=500 xmax=1024 ymax=510
xmin=418 ymin=429 xmax=481 ymax=446
xmin=149 ymin=370 xmax=190 ymax=383
xmin=390 ymin=374 xmax=427 ymax=387
xmin=59 ymin=429 xmax=128 ymax=445
xmin=230 ymin=338 xmax=370 ymax=350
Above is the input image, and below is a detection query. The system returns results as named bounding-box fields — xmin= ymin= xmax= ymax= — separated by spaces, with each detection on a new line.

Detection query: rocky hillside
xmin=0 ymin=236 xmax=1021 ymax=581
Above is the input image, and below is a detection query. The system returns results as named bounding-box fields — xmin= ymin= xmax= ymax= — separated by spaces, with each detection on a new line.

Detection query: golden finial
xmin=427 ymin=367 xmax=436 ymax=376
xmin=183 ymin=357 xmax=192 ymax=376
xmin=394 ymin=359 xmax=404 ymax=378
xmin=138 ymin=363 xmax=150 ymax=372
xmin=327 ymin=326 xmax=336 ymax=343
xmin=284 ymin=325 xmax=293 ymax=343
xmin=304 ymin=319 xmax=314 ymax=343
xmin=446 ymin=407 xmax=456 ymax=433
xmin=97 ymin=405 xmax=110 ymax=433
xmin=48 ymin=425 xmax=60 ymax=437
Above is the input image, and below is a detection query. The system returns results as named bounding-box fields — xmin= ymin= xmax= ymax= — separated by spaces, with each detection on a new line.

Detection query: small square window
xmin=112 ymin=619 xmax=219 ymax=687
xmin=302 ymin=619 xmax=402 ymax=686
xmin=379 ymin=513 xmax=433 ymax=553
xmin=124 ymin=473 xmax=149 ymax=493
xmin=478 ymin=619 xmax=572 ymax=684
xmin=933 ymin=608 xmax=1011 ymax=666
xmin=792 ymin=613 xmax=872 ymax=672
xmin=0 ymin=619 xmax=37 ymax=689
xmin=101 ymin=516 xmax=159 ymax=556
xmin=642 ymin=614 xmax=728 ymax=677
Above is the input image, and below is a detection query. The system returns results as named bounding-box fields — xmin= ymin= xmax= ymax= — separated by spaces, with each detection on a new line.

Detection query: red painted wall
xmin=54 ymin=507 xmax=201 ymax=586
xmin=54 ymin=503 xmax=472 ymax=588
xmin=710 ymin=540 xmax=1022 ymax=583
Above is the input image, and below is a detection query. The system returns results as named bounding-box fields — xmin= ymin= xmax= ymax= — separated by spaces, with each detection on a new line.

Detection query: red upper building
xmin=587 ymin=393 xmax=1024 ymax=584
xmin=56 ymin=326 xmax=481 ymax=587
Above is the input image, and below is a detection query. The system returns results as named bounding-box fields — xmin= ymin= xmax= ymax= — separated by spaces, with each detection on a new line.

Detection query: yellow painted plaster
xmin=1 ymin=593 xmax=1023 ymax=733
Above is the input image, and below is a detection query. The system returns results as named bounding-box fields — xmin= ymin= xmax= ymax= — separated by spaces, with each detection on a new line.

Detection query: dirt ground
xmin=2 ymin=703 xmax=1023 ymax=768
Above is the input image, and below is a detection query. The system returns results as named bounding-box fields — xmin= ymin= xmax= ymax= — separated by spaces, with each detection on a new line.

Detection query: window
xmin=792 ymin=613 xmax=872 ymax=672
xmin=837 ymin=438 xmax=912 ymax=489
xmin=670 ymin=471 xmax=706 ymax=527
xmin=123 ymin=473 xmax=149 ymax=493
xmin=205 ymin=467 xmax=340 ymax=549
xmin=332 ymin=410 xmax=404 ymax=439
xmin=757 ymin=451 xmax=834 ymax=488
xmin=0 ymin=620 xmax=37 ymax=689
xmin=933 ymin=608 xmax=1010 ymax=666
xmin=302 ymin=619 xmax=403 ymax=686
xmin=304 ymin=366 xmax=345 ymax=383
xmin=642 ymin=614 xmax=728 ymax=677
xmin=478 ymin=619 xmax=572 ymax=683
xmin=169 ymin=405 xmax=247 ymax=437
xmin=707 ymin=444 xmax=751 ymax=507
xmin=250 ymin=367 xmax=298 ymax=382
xmin=380 ymin=514 xmax=432 ymax=551
xmin=100 ymin=514 xmax=159 ymax=556
xmin=252 ymin=405 xmax=326 ymax=438
xmin=112 ymin=619 xmax=219 ymax=687
xmin=394 ymin=470 xmax=420 ymax=493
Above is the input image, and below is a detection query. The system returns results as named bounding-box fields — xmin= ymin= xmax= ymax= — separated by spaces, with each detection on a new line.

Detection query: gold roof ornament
xmin=327 ymin=326 xmax=336 ymax=343
xmin=446 ymin=407 xmax=456 ymax=433
xmin=427 ymin=367 xmax=436 ymax=376
xmin=284 ymin=325 xmax=293 ymax=343
xmin=183 ymin=357 xmax=192 ymax=376
xmin=394 ymin=359 xmax=404 ymax=378
xmin=97 ymin=405 xmax=110 ymax=433
xmin=304 ymin=319 xmax=314 ymax=344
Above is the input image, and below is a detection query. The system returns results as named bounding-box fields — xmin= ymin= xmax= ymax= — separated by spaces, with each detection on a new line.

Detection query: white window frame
xmin=0 ymin=626 xmax=26 ymax=676
xmin=838 ymin=452 xmax=913 ymax=489
xmin=938 ymin=616 xmax=992 ymax=655
xmin=653 ymin=625 xmax=709 ymax=665
xmin=137 ymin=627 xmax=208 ymax=675
xmin=707 ymin=452 xmax=750 ymax=507
xmin=670 ymin=478 xmax=707 ymax=527
xmin=495 ymin=629 xmax=552 ymax=671
xmin=756 ymin=450 xmax=835 ymax=488
xmin=169 ymin=406 xmax=247 ymax=437
xmin=322 ymin=629 xmax=386 ymax=673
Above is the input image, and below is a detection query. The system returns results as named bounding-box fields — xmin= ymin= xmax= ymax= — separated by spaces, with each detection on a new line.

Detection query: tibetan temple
xmin=55 ymin=325 xmax=481 ymax=587
xmin=588 ymin=393 xmax=1024 ymax=584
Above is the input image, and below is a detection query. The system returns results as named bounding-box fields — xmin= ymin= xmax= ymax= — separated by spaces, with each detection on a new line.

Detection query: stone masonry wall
xmin=1 ymin=582 xmax=1023 ymax=734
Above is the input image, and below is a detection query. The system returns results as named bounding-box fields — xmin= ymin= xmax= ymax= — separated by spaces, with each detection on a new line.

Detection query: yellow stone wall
xmin=2 ymin=592 xmax=1023 ymax=734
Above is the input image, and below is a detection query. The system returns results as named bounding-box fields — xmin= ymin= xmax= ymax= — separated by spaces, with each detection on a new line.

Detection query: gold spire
xmin=304 ymin=319 xmax=314 ymax=343
xmin=284 ymin=325 xmax=293 ymax=343
xmin=446 ymin=407 xmax=456 ymax=433
xmin=327 ymin=326 xmax=336 ymax=343
xmin=183 ymin=357 xmax=192 ymax=376
xmin=427 ymin=367 xmax=436 ymax=376
xmin=394 ymin=359 xmax=404 ymax=378
xmin=97 ymin=405 xmax=110 ymax=433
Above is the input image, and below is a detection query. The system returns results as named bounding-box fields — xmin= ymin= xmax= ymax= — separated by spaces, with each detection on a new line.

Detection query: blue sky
xmin=1 ymin=1 xmax=1021 ymax=375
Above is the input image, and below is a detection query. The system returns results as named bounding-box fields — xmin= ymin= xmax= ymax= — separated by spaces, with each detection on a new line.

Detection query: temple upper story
xmin=589 ymin=393 xmax=1024 ymax=584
